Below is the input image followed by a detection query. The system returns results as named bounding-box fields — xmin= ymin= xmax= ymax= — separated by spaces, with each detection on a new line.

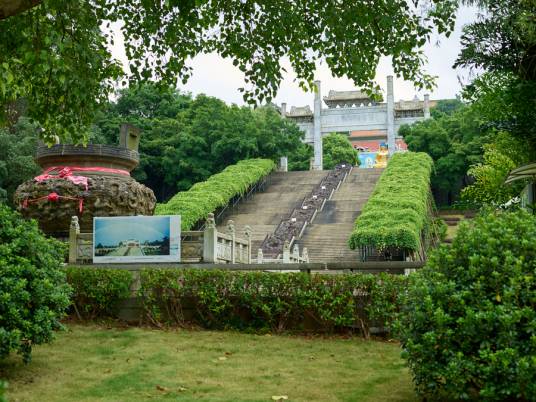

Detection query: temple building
xmin=281 ymin=76 xmax=437 ymax=169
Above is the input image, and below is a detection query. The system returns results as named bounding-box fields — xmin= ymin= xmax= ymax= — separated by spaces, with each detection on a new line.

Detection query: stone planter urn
xmin=14 ymin=124 xmax=156 ymax=237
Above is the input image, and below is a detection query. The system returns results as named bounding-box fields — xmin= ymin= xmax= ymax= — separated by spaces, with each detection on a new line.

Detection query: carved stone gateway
xmin=14 ymin=125 xmax=156 ymax=237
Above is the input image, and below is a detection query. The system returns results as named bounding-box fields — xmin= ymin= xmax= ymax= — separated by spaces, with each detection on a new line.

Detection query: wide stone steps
xmin=295 ymin=168 xmax=382 ymax=262
xmin=217 ymin=170 xmax=325 ymax=248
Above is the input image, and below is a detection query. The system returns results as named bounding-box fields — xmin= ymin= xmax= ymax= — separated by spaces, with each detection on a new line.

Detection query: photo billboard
xmin=358 ymin=152 xmax=377 ymax=168
xmin=93 ymin=215 xmax=181 ymax=263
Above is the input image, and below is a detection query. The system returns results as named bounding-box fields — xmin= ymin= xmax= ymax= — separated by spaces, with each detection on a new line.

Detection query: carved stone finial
xmin=283 ymin=240 xmax=290 ymax=251
xmin=244 ymin=225 xmax=252 ymax=240
xmin=257 ymin=248 xmax=263 ymax=263
xmin=206 ymin=213 xmax=216 ymax=228
xmin=227 ymin=219 xmax=235 ymax=234
xmin=70 ymin=215 xmax=80 ymax=230
xmin=292 ymin=244 xmax=300 ymax=258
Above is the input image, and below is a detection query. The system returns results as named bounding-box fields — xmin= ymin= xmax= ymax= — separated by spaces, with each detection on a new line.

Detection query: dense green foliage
xmin=462 ymin=132 xmax=529 ymax=206
xmin=396 ymin=210 xmax=536 ymax=401
xmin=348 ymin=152 xmax=433 ymax=252
xmin=93 ymin=85 xmax=305 ymax=201
xmin=139 ymin=269 xmax=407 ymax=337
xmin=0 ymin=118 xmax=40 ymax=205
xmin=1 ymin=1 xmax=459 ymax=143
xmin=322 ymin=133 xmax=359 ymax=169
xmin=456 ymin=0 xmax=536 ymax=157
xmin=0 ymin=204 xmax=71 ymax=363
xmin=399 ymin=101 xmax=486 ymax=205
xmin=155 ymin=159 xmax=275 ymax=230
xmin=66 ymin=267 xmax=133 ymax=320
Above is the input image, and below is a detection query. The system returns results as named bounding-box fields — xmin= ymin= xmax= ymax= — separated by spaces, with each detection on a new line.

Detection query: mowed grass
xmin=1 ymin=325 xmax=417 ymax=402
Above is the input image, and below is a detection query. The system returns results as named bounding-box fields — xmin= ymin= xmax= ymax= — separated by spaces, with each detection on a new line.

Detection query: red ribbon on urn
xmin=21 ymin=165 xmax=129 ymax=213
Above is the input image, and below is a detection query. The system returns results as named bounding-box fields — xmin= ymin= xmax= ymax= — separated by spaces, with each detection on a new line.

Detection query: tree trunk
xmin=0 ymin=0 xmax=42 ymax=20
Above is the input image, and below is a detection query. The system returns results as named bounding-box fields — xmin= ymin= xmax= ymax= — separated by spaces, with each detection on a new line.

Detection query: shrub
xmin=0 ymin=381 xmax=6 ymax=402
xmin=0 ymin=204 xmax=71 ymax=363
xmin=66 ymin=267 xmax=133 ymax=319
xmin=155 ymin=158 xmax=275 ymax=230
xmin=395 ymin=210 xmax=536 ymax=401
xmin=348 ymin=152 xmax=433 ymax=253
xmin=139 ymin=268 xmax=407 ymax=336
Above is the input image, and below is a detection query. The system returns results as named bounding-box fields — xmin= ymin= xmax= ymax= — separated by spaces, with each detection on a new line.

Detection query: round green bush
xmin=0 ymin=204 xmax=71 ymax=363
xmin=396 ymin=210 xmax=536 ymax=401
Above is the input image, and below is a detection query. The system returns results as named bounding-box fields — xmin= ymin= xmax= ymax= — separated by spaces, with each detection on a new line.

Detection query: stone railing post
xmin=303 ymin=247 xmax=309 ymax=263
xmin=279 ymin=156 xmax=288 ymax=172
xmin=292 ymin=244 xmax=300 ymax=262
xmin=245 ymin=225 xmax=252 ymax=264
xmin=257 ymin=249 xmax=264 ymax=264
xmin=203 ymin=213 xmax=218 ymax=263
xmin=68 ymin=216 xmax=80 ymax=264
xmin=227 ymin=220 xmax=236 ymax=263
xmin=283 ymin=240 xmax=290 ymax=263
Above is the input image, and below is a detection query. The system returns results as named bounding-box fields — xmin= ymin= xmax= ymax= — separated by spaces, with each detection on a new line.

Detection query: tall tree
xmin=0 ymin=0 xmax=459 ymax=143
xmin=322 ymin=133 xmax=359 ymax=170
xmin=92 ymin=85 xmax=305 ymax=201
xmin=399 ymin=103 xmax=487 ymax=205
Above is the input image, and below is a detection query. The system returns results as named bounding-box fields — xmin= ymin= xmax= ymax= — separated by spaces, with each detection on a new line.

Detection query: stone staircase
xmin=295 ymin=169 xmax=383 ymax=262
xmin=217 ymin=171 xmax=326 ymax=253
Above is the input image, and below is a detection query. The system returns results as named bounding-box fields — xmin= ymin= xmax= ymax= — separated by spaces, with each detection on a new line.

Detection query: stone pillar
xmin=386 ymin=76 xmax=395 ymax=156
xmin=424 ymin=94 xmax=430 ymax=119
xmin=281 ymin=102 xmax=287 ymax=117
xmin=244 ymin=225 xmax=252 ymax=263
xmin=279 ymin=156 xmax=288 ymax=172
xmin=282 ymin=240 xmax=291 ymax=263
xmin=313 ymin=80 xmax=323 ymax=170
xmin=227 ymin=220 xmax=236 ymax=264
xmin=203 ymin=213 xmax=218 ymax=263
xmin=257 ymin=249 xmax=263 ymax=264
xmin=292 ymin=244 xmax=300 ymax=262
xmin=68 ymin=216 xmax=80 ymax=264
xmin=303 ymin=247 xmax=309 ymax=263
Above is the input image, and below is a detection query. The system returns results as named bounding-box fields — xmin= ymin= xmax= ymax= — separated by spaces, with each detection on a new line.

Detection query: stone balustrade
xmin=68 ymin=213 xmax=252 ymax=264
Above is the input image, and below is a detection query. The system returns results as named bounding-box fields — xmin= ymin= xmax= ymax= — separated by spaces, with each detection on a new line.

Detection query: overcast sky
xmin=111 ymin=6 xmax=480 ymax=108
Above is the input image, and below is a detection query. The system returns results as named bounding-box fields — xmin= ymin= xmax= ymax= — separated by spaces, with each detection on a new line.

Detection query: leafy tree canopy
xmin=0 ymin=0 xmax=459 ymax=144
xmin=0 ymin=118 xmax=40 ymax=206
xmin=92 ymin=84 xmax=306 ymax=201
xmin=461 ymin=131 xmax=530 ymax=206
xmin=399 ymin=103 xmax=487 ymax=205
xmin=322 ymin=133 xmax=359 ymax=170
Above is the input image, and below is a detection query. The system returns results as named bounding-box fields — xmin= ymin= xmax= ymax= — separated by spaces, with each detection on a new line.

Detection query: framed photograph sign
xmin=93 ymin=215 xmax=181 ymax=263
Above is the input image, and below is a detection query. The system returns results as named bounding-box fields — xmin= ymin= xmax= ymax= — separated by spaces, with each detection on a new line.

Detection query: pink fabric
xmin=34 ymin=166 xmax=130 ymax=191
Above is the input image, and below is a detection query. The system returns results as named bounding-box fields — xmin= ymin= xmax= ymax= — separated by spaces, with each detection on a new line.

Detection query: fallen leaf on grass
xmin=271 ymin=396 xmax=288 ymax=401
xmin=156 ymin=385 xmax=169 ymax=392
xmin=178 ymin=386 xmax=187 ymax=392
xmin=218 ymin=356 xmax=227 ymax=361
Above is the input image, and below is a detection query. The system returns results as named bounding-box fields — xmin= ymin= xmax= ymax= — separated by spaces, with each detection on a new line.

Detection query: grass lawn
xmin=1 ymin=325 xmax=417 ymax=402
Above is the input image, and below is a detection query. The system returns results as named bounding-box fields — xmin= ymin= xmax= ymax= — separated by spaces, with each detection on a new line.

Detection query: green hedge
xmin=396 ymin=210 xmax=536 ymax=401
xmin=155 ymin=159 xmax=275 ymax=230
xmin=66 ymin=267 xmax=133 ymax=320
xmin=139 ymin=269 xmax=407 ymax=336
xmin=348 ymin=152 xmax=433 ymax=252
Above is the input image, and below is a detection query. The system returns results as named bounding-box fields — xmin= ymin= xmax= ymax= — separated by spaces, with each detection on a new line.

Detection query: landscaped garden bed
xmin=155 ymin=158 xmax=275 ymax=230
xmin=348 ymin=152 xmax=435 ymax=260
xmin=66 ymin=267 xmax=407 ymax=337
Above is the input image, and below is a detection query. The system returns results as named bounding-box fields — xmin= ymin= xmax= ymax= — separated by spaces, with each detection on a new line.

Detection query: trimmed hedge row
xmin=66 ymin=267 xmax=133 ymax=320
xmin=348 ymin=152 xmax=433 ymax=252
xmin=65 ymin=267 xmax=407 ymax=337
xmin=155 ymin=159 xmax=275 ymax=230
